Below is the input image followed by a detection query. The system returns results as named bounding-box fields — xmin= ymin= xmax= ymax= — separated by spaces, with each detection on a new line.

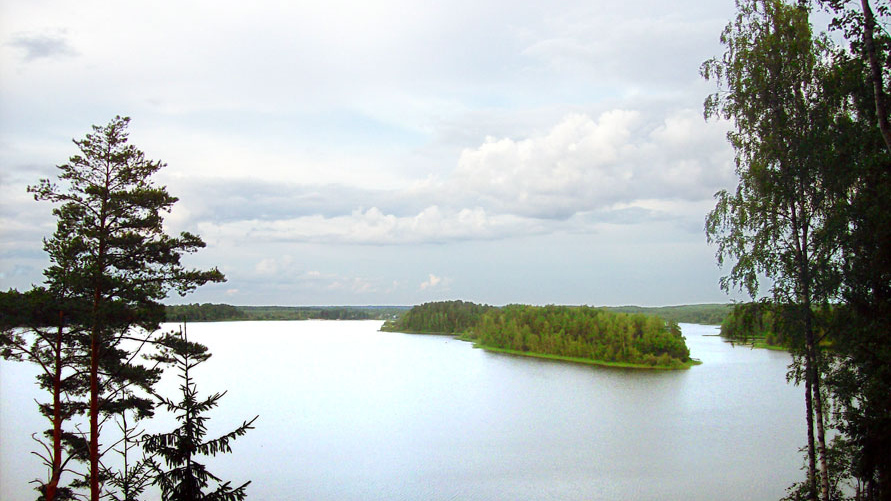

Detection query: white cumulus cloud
xmin=197 ymin=205 xmax=546 ymax=246
xmin=187 ymin=108 xmax=732 ymax=247
xmin=420 ymin=274 xmax=445 ymax=290
xmin=449 ymin=109 xmax=732 ymax=219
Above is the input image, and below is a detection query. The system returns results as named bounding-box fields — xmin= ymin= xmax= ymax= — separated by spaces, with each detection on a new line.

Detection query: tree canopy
xmin=4 ymin=116 xmax=228 ymax=501
xmin=384 ymin=301 xmax=694 ymax=369
xmin=702 ymin=0 xmax=891 ymax=498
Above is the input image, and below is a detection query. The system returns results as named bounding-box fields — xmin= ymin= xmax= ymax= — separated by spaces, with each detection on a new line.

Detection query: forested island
xmin=382 ymin=301 xmax=696 ymax=369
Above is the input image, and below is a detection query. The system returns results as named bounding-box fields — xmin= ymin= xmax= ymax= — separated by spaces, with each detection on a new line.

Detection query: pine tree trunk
xmin=121 ymin=412 xmax=130 ymax=501
xmin=90 ymin=310 xmax=100 ymax=501
xmin=46 ymin=313 xmax=64 ymax=501
xmin=90 ymin=248 xmax=105 ymax=501
xmin=90 ymin=186 xmax=109 ymax=501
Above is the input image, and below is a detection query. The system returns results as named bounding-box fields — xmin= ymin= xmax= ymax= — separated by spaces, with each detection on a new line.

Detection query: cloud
xmin=327 ymin=277 xmax=377 ymax=294
xmin=7 ymin=31 xmax=78 ymax=61
xmin=255 ymin=257 xmax=287 ymax=275
xmin=452 ymin=110 xmax=639 ymax=218
xmin=419 ymin=274 xmax=442 ymax=290
xmin=162 ymin=108 xmax=731 ymax=247
xmin=196 ymin=205 xmax=547 ymax=246
xmin=0 ymin=0 xmax=744 ymax=307
xmin=450 ymin=109 xmax=732 ymax=219
xmin=231 ymin=256 xmax=389 ymax=297
xmin=519 ymin=3 xmax=729 ymax=91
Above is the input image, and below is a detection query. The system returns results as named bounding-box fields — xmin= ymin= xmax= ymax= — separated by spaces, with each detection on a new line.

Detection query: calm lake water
xmin=1 ymin=321 xmax=805 ymax=500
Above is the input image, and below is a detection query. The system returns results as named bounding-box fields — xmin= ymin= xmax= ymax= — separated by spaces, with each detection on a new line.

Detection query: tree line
xmin=702 ymin=0 xmax=890 ymax=498
xmin=164 ymin=303 xmax=406 ymax=322
xmin=607 ymin=304 xmax=733 ymax=326
xmin=380 ymin=300 xmax=493 ymax=334
xmin=468 ymin=304 xmax=692 ymax=369
xmin=1 ymin=117 xmax=254 ymax=501
xmin=383 ymin=301 xmax=693 ymax=369
xmin=719 ymin=302 xmax=790 ymax=348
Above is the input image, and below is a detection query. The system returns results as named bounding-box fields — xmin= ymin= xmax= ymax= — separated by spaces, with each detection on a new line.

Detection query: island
xmin=382 ymin=301 xmax=698 ymax=369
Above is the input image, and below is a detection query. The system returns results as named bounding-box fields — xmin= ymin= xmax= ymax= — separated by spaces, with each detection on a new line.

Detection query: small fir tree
xmin=143 ymin=326 xmax=257 ymax=501
xmin=102 ymin=403 xmax=156 ymax=501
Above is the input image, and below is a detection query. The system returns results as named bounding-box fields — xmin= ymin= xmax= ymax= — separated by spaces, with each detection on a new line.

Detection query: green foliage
xmin=702 ymin=0 xmax=845 ymax=302
xmin=385 ymin=302 xmax=693 ymax=369
xmin=466 ymin=305 xmax=691 ymax=369
xmin=703 ymin=0 xmax=891 ymax=498
xmin=238 ymin=305 xmax=405 ymax=321
xmin=143 ymin=328 xmax=257 ymax=501
xmin=30 ymin=116 xmax=226 ymax=326
xmin=701 ymin=2 xmax=849 ymax=497
xmin=102 ymin=411 xmax=154 ymax=501
xmin=606 ymin=304 xmax=733 ymax=326
xmin=23 ymin=116 xmax=226 ymax=500
xmin=380 ymin=300 xmax=493 ymax=334
xmin=719 ymin=302 xmax=791 ymax=347
xmin=165 ymin=303 xmax=408 ymax=322
xmin=0 ymin=288 xmax=91 ymax=499
xmin=820 ymin=2 xmax=891 ymax=494
xmin=165 ymin=304 xmax=245 ymax=322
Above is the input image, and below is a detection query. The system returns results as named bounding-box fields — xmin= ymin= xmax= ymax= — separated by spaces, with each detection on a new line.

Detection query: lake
xmin=1 ymin=321 xmax=805 ymax=500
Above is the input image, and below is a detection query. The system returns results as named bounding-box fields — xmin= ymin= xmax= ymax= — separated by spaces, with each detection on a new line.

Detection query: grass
xmin=724 ymin=334 xmax=790 ymax=351
xmin=469 ymin=343 xmax=701 ymax=370
xmin=751 ymin=340 xmax=790 ymax=351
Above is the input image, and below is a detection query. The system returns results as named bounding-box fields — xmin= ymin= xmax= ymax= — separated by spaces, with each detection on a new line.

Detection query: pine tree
xmin=28 ymin=116 xmax=225 ymax=500
xmin=1 ymin=288 xmax=89 ymax=500
xmin=144 ymin=326 xmax=257 ymax=501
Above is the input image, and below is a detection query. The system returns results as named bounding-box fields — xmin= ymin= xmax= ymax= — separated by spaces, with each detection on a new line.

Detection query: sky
xmin=0 ymin=0 xmax=750 ymax=307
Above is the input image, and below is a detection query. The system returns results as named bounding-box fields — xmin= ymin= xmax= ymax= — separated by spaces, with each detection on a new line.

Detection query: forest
xmin=719 ymin=303 xmax=793 ymax=349
xmin=606 ymin=304 xmax=732 ymax=326
xmin=164 ymin=303 xmax=406 ymax=322
xmin=380 ymin=301 xmax=733 ymax=333
xmin=718 ymin=302 xmax=854 ymax=354
xmin=0 ymin=294 xmax=405 ymax=324
xmin=380 ymin=300 xmax=493 ymax=334
xmin=383 ymin=301 xmax=694 ymax=369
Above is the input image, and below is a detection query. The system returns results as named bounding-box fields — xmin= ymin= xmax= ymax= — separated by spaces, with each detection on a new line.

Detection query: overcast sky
xmin=0 ymin=0 xmax=749 ymax=307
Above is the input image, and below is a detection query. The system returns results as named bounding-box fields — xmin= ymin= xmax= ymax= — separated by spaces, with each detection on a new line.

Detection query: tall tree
xmin=144 ymin=326 xmax=257 ymax=501
xmin=0 ymin=289 xmax=89 ymax=500
xmin=28 ymin=116 xmax=225 ymax=500
xmin=816 ymin=1 xmax=891 ymax=496
xmin=855 ymin=0 xmax=891 ymax=151
xmin=702 ymin=1 xmax=847 ymax=499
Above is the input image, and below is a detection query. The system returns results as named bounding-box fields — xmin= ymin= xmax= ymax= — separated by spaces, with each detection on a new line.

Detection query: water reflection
xmin=1 ymin=321 xmax=804 ymax=500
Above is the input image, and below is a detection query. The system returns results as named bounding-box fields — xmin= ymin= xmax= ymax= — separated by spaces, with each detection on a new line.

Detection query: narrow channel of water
xmin=0 ymin=321 xmax=805 ymax=500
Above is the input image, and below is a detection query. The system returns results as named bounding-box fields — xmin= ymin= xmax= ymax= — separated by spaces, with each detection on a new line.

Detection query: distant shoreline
xmin=162 ymin=302 xmax=731 ymax=325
